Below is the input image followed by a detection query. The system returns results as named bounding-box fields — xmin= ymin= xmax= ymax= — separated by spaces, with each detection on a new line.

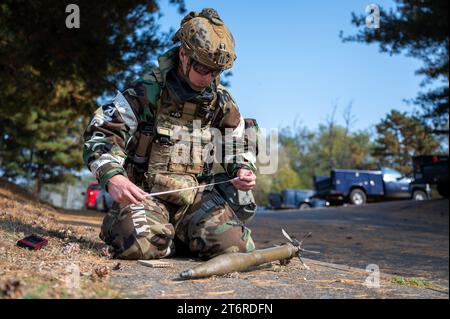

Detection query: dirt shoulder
xmin=0 ymin=178 xmax=120 ymax=299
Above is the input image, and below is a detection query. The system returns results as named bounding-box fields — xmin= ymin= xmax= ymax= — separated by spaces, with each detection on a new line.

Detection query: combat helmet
xmin=173 ymin=8 xmax=236 ymax=71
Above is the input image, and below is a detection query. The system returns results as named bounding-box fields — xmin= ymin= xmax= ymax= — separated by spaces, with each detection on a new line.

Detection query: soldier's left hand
xmin=231 ymin=168 xmax=256 ymax=192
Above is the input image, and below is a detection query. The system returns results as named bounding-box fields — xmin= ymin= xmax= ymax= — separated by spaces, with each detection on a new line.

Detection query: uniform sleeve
xmin=83 ymin=79 xmax=158 ymax=188
xmin=213 ymin=85 xmax=257 ymax=177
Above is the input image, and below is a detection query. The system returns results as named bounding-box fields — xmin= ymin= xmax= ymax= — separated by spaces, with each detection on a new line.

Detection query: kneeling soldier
xmin=83 ymin=8 xmax=258 ymax=260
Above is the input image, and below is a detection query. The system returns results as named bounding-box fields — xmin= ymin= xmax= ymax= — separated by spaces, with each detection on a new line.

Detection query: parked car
xmin=412 ymin=155 xmax=449 ymax=198
xmin=83 ymin=182 xmax=101 ymax=210
xmin=314 ymin=167 xmax=431 ymax=206
xmin=268 ymin=189 xmax=329 ymax=210
xmin=83 ymin=182 xmax=113 ymax=212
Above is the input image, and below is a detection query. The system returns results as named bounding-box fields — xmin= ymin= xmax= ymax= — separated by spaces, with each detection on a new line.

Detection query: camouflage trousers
xmin=99 ymin=186 xmax=255 ymax=260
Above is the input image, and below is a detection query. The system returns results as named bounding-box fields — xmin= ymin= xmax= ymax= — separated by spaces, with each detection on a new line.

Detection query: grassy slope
xmin=0 ymin=178 xmax=121 ymax=299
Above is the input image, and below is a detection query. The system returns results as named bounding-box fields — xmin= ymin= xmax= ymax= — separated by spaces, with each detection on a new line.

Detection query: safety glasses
xmin=191 ymin=59 xmax=222 ymax=77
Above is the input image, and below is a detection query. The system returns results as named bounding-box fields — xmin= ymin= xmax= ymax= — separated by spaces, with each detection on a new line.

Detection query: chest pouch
xmin=146 ymin=172 xmax=199 ymax=206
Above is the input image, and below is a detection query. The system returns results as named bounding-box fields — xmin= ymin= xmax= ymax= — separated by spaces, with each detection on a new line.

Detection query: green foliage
xmin=0 ymin=1 xmax=185 ymax=191
xmin=253 ymin=173 xmax=273 ymax=206
xmin=391 ymin=276 xmax=433 ymax=287
xmin=372 ymin=110 xmax=441 ymax=175
xmin=341 ymin=0 xmax=449 ymax=128
xmin=253 ymin=108 xmax=443 ymax=206
xmin=1 ymin=107 xmax=90 ymax=191
xmin=271 ymin=164 xmax=301 ymax=192
xmin=254 ymin=112 xmax=376 ymax=205
xmin=278 ymin=120 xmax=375 ymax=189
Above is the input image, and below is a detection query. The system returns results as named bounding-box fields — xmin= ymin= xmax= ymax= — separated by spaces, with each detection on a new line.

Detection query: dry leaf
xmin=63 ymin=242 xmax=80 ymax=254
xmin=0 ymin=279 xmax=25 ymax=299
xmin=91 ymin=265 xmax=109 ymax=281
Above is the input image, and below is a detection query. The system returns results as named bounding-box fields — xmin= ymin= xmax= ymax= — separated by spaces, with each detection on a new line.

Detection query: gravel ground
xmin=249 ymin=199 xmax=449 ymax=287
xmin=109 ymin=257 xmax=447 ymax=299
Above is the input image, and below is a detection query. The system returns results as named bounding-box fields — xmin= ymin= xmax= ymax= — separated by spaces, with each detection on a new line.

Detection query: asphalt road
xmin=248 ymin=199 xmax=449 ymax=287
xmin=56 ymin=198 xmax=449 ymax=298
xmin=57 ymin=199 xmax=449 ymax=286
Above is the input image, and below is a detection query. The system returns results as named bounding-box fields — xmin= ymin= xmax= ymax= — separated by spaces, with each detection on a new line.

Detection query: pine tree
xmin=0 ymin=1 xmax=186 ymax=190
xmin=341 ymin=0 xmax=449 ymax=129
xmin=372 ymin=110 xmax=441 ymax=174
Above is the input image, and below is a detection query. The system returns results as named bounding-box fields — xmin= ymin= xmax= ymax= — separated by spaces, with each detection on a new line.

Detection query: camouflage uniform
xmin=83 ymin=9 xmax=258 ymax=260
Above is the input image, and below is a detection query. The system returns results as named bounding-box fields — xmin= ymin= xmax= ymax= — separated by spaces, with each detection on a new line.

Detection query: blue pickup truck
xmin=314 ymin=167 xmax=431 ymax=205
xmin=268 ymin=189 xmax=329 ymax=210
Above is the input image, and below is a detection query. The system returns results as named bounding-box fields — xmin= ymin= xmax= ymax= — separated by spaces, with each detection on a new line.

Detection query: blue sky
xmin=156 ymin=0 xmax=427 ymax=133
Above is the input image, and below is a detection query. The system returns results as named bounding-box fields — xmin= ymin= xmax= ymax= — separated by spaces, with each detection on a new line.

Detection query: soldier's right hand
xmin=107 ymin=174 xmax=149 ymax=205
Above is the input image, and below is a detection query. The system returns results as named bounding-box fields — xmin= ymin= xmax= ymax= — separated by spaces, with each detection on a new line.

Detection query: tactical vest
xmin=129 ymin=66 xmax=219 ymax=206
